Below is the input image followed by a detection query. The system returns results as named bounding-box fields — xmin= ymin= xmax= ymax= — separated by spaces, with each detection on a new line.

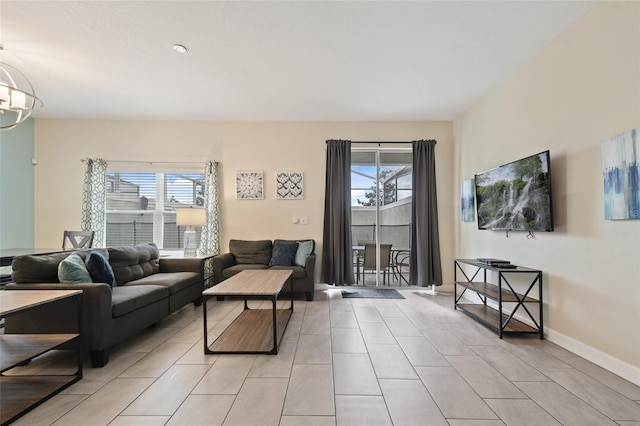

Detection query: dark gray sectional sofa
xmin=5 ymin=242 xmax=205 ymax=367
xmin=212 ymin=239 xmax=316 ymax=301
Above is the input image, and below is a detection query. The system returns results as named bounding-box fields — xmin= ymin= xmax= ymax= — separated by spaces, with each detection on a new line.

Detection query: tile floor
xmin=9 ymin=286 xmax=640 ymax=426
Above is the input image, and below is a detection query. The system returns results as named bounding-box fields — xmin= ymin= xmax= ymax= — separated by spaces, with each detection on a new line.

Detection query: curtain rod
xmin=80 ymin=159 xmax=207 ymax=165
xmin=325 ymin=140 xmax=435 ymax=145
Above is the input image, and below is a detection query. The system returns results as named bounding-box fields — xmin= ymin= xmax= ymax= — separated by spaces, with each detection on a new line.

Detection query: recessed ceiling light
xmin=172 ymin=44 xmax=187 ymax=54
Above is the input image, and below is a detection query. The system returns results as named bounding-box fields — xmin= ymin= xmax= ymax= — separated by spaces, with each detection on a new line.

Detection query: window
xmin=105 ymin=171 xmax=204 ymax=248
xmin=395 ymin=172 xmax=412 ymax=201
xmin=351 ymin=151 xmax=412 ymax=207
xmin=351 ymin=149 xmax=413 ymax=286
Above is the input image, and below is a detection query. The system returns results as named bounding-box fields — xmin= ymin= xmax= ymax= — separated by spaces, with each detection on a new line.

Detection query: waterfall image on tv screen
xmin=475 ymin=151 xmax=554 ymax=232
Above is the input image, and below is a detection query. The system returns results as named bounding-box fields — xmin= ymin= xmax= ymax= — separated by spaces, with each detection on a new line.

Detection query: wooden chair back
xmin=63 ymin=230 xmax=95 ymax=250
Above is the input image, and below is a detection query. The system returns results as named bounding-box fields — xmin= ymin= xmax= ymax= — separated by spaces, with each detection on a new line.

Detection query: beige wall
xmin=33 ymin=120 xmax=454 ymax=284
xmin=454 ymin=1 xmax=640 ymax=380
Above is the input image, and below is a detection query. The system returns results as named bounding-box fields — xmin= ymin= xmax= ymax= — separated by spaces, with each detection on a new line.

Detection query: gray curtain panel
xmin=321 ymin=140 xmax=355 ymax=285
xmin=410 ymin=140 xmax=443 ymax=286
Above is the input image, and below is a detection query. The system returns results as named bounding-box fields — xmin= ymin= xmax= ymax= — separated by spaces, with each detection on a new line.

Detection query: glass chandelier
xmin=0 ymin=58 xmax=43 ymax=130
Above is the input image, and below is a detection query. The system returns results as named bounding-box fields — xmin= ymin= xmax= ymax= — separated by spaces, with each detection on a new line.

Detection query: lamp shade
xmin=176 ymin=208 xmax=205 ymax=227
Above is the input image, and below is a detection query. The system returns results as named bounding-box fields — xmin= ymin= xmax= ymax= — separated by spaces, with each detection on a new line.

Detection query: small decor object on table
xmin=276 ymin=172 xmax=304 ymax=200
xmin=603 ymin=128 xmax=639 ymax=220
xmin=236 ymin=171 xmax=264 ymax=200
xmin=176 ymin=207 xmax=206 ymax=257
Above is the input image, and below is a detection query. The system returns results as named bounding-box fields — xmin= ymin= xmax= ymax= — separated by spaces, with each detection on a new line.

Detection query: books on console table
xmin=476 ymin=258 xmax=518 ymax=268
xmin=476 ymin=258 xmax=511 ymax=265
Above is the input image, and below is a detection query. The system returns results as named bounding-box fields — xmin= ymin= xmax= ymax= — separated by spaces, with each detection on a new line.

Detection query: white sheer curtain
xmin=81 ymin=158 xmax=108 ymax=247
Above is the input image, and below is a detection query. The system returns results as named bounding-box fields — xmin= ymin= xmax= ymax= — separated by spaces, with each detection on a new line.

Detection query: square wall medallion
xmin=276 ymin=172 xmax=304 ymax=200
xmin=236 ymin=171 xmax=264 ymax=199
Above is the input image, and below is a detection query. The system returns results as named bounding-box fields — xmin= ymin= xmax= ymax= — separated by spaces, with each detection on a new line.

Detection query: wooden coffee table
xmin=202 ymin=269 xmax=293 ymax=355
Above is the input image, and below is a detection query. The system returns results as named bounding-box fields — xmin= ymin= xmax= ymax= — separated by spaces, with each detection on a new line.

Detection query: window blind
xmin=105 ymin=171 xmax=205 ymax=248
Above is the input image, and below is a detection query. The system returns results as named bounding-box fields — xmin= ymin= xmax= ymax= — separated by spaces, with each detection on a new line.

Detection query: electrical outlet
xmin=300 ymin=216 xmax=309 ymax=225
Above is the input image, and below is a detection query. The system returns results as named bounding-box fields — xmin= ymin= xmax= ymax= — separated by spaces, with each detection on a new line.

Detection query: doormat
xmin=341 ymin=288 xmax=405 ymax=299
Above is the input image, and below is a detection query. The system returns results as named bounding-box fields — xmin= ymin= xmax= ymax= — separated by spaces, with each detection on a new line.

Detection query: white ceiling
xmin=0 ymin=1 xmax=597 ymax=122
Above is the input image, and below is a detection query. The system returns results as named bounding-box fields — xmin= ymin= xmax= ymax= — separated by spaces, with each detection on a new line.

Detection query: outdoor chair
xmin=355 ymin=240 xmax=375 ymax=284
xmin=361 ymin=243 xmax=392 ymax=285
xmin=394 ymin=250 xmax=411 ymax=285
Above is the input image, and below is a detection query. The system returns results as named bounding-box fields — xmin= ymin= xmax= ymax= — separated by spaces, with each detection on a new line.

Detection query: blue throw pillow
xmin=269 ymin=242 xmax=299 ymax=267
xmin=295 ymin=240 xmax=314 ymax=267
xmin=58 ymin=253 xmax=93 ymax=283
xmin=86 ymin=250 xmax=115 ymax=287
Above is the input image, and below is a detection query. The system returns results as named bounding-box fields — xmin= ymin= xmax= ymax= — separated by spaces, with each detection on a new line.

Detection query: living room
xmin=1 ymin=1 xmax=639 ymax=425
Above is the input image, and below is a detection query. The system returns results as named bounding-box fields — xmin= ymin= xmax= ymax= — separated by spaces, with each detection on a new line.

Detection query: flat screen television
xmin=475 ymin=150 xmax=554 ymax=232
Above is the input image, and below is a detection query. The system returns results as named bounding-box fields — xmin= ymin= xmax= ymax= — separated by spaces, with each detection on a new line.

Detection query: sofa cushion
xmin=222 ymin=263 xmax=269 ymax=279
xmin=108 ymin=242 xmax=160 ymax=285
xmin=58 ymin=253 xmax=93 ymax=283
xmin=273 ymin=239 xmax=314 ymax=267
xmin=268 ymin=265 xmax=307 ymax=279
xmin=86 ymin=250 xmax=115 ymax=287
xmin=11 ymin=248 xmax=106 ymax=283
xmin=12 ymin=252 xmax=69 ymax=283
xmin=269 ymin=241 xmax=298 ymax=266
xmin=294 ymin=240 xmax=314 ymax=267
xmin=229 ymin=240 xmax=273 ymax=265
xmin=122 ymin=271 xmax=200 ymax=295
xmin=111 ymin=285 xmax=168 ymax=318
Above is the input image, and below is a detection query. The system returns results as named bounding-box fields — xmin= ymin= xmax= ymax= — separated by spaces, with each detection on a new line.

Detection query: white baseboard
xmin=545 ymin=328 xmax=640 ymax=387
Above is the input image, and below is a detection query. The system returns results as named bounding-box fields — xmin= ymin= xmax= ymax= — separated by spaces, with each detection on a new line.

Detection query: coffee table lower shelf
xmin=206 ymin=308 xmax=292 ymax=354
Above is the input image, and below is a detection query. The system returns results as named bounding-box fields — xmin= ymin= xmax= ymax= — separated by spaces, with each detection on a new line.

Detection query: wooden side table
xmin=1 ymin=290 xmax=83 ymax=425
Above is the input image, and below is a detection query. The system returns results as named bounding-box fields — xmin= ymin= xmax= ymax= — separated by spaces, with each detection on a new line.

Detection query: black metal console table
xmin=454 ymin=259 xmax=543 ymax=339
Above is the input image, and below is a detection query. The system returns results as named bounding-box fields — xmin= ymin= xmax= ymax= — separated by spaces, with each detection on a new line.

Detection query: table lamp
xmin=176 ymin=207 xmax=206 ymax=256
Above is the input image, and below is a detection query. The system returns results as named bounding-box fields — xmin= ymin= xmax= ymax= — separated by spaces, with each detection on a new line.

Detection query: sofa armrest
xmin=4 ymin=282 xmax=114 ymax=351
xmin=211 ymin=253 xmax=236 ymax=284
xmin=299 ymin=253 xmax=317 ymax=301
xmin=304 ymin=253 xmax=316 ymax=276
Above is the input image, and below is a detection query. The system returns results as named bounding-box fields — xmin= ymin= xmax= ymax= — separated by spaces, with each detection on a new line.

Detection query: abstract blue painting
xmin=603 ymin=129 xmax=639 ymax=220
xmin=461 ymin=178 xmax=475 ymax=222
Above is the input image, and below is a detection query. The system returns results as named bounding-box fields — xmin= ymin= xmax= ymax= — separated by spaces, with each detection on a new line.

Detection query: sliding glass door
xmin=351 ymin=148 xmax=412 ymax=286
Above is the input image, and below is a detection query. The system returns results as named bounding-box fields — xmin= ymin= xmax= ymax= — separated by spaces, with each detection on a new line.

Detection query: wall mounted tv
xmin=475 ymin=150 xmax=554 ymax=232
